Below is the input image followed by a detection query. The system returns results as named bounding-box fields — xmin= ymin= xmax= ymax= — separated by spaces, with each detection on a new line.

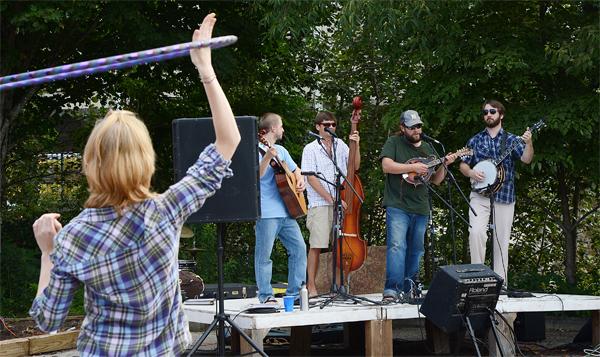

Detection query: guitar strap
xmin=258 ymin=146 xmax=284 ymax=173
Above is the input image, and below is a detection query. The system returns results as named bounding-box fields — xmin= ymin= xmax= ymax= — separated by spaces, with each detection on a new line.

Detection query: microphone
xmin=307 ymin=130 xmax=324 ymax=140
xmin=421 ymin=133 xmax=441 ymax=144
xmin=324 ymin=126 xmax=338 ymax=138
xmin=301 ymin=171 xmax=321 ymax=176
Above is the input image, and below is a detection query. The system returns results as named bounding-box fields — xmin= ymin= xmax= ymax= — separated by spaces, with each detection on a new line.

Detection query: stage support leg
xmin=344 ymin=322 xmax=365 ymax=353
xmin=240 ymin=328 xmax=268 ymax=357
xmin=592 ymin=310 xmax=600 ymax=346
xmin=425 ymin=319 xmax=451 ymax=354
xmin=365 ymin=319 xmax=392 ymax=356
xmin=489 ymin=312 xmax=516 ymax=357
xmin=290 ymin=325 xmax=312 ymax=355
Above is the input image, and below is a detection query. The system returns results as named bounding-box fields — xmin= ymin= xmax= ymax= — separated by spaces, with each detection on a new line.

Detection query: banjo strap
xmin=499 ymin=131 xmax=508 ymax=159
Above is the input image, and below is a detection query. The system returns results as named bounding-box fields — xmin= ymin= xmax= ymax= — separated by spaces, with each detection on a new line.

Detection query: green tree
xmin=259 ymin=0 xmax=599 ymax=287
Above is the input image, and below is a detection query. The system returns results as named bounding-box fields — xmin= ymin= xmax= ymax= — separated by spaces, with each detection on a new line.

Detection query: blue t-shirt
xmin=258 ymin=143 xmax=298 ymax=218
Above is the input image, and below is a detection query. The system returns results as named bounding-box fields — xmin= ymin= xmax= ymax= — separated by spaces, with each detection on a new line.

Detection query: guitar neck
xmin=495 ymin=139 xmax=521 ymax=165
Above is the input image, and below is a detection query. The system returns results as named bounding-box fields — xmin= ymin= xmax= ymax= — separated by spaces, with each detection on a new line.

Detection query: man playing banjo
xmin=459 ymin=99 xmax=534 ymax=287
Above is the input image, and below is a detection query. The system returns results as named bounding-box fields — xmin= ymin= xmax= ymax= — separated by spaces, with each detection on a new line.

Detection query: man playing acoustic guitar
xmin=380 ymin=110 xmax=457 ymax=303
xmin=255 ymin=113 xmax=307 ymax=304
xmin=459 ymin=99 xmax=534 ymax=287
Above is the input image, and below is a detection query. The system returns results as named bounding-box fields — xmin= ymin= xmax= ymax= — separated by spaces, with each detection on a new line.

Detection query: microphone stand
xmin=410 ymin=175 xmax=471 ymax=228
xmin=313 ymin=136 xmax=377 ymax=308
xmin=424 ymin=138 xmax=476 ymax=265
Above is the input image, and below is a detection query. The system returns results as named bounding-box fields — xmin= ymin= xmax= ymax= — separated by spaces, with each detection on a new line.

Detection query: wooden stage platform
xmin=184 ymin=292 xmax=600 ymax=356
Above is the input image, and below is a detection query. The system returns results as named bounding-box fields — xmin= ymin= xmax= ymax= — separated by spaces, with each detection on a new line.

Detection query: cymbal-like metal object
xmin=180 ymin=225 xmax=194 ymax=239
xmin=185 ymin=247 xmax=205 ymax=252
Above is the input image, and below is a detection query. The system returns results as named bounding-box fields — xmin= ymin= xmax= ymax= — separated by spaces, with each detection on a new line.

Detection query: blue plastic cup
xmin=283 ymin=296 xmax=294 ymax=312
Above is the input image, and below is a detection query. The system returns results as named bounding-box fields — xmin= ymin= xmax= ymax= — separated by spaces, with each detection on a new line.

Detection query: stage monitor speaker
xmin=419 ymin=264 xmax=503 ymax=333
xmin=172 ymin=116 xmax=260 ymax=223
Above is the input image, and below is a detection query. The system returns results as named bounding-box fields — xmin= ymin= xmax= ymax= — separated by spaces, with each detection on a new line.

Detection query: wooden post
xmin=239 ymin=328 xmax=268 ymax=357
xmin=425 ymin=319 xmax=451 ymax=354
xmin=489 ymin=312 xmax=516 ymax=357
xmin=344 ymin=321 xmax=365 ymax=353
xmin=365 ymin=319 xmax=392 ymax=356
xmin=290 ymin=325 xmax=312 ymax=355
xmin=592 ymin=310 xmax=600 ymax=346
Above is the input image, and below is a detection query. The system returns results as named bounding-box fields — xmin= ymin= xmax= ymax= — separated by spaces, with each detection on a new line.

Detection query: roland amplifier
xmin=420 ymin=264 xmax=503 ymax=333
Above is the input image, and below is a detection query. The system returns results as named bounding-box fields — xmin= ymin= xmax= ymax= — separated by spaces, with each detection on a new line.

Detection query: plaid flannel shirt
xmin=463 ymin=128 xmax=525 ymax=204
xmin=30 ymin=144 xmax=232 ymax=356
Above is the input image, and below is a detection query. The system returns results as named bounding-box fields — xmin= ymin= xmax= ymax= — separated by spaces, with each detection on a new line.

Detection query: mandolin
xmin=403 ymin=147 xmax=472 ymax=186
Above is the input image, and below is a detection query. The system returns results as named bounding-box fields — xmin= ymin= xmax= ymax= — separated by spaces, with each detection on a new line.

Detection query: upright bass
xmin=338 ymin=96 xmax=367 ymax=281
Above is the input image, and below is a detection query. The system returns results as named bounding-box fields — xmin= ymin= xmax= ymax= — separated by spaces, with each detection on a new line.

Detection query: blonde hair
xmin=83 ymin=110 xmax=156 ymax=211
xmin=258 ymin=112 xmax=282 ymax=131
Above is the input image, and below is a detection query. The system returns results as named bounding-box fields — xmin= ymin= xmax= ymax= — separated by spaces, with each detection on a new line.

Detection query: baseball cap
xmin=400 ymin=110 xmax=423 ymax=127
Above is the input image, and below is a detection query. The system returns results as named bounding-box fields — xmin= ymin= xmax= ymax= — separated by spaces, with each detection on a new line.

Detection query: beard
xmin=485 ymin=116 xmax=501 ymax=128
xmin=405 ymin=132 xmax=421 ymax=143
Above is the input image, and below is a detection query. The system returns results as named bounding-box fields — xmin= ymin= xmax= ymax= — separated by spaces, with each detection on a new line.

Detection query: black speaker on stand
xmin=420 ymin=264 xmax=504 ymax=356
xmin=172 ymin=116 xmax=265 ymax=357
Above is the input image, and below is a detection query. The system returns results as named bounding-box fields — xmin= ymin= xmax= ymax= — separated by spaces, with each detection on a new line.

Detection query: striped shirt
xmin=301 ymin=138 xmax=349 ymax=208
xmin=30 ymin=144 xmax=232 ymax=356
xmin=463 ymin=128 xmax=524 ymax=204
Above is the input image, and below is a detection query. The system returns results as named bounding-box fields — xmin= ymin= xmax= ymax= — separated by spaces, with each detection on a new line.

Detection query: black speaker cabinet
xmin=420 ymin=264 xmax=503 ymax=333
xmin=172 ymin=117 xmax=260 ymax=223
xmin=515 ymin=312 xmax=545 ymax=341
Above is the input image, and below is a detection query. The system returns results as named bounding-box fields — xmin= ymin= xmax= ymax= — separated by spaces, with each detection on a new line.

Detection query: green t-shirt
xmin=380 ymin=135 xmax=436 ymax=215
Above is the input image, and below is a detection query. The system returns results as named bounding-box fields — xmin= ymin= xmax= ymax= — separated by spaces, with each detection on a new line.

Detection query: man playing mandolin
xmin=459 ymin=99 xmax=534 ymax=287
xmin=380 ymin=110 xmax=457 ymax=303
xmin=255 ymin=113 xmax=307 ymax=304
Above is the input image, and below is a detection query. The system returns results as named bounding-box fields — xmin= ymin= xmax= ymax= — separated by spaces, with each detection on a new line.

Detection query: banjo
xmin=471 ymin=118 xmax=545 ymax=195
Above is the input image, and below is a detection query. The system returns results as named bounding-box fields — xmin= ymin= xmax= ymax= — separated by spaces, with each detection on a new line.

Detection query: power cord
xmin=584 ymin=344 xmax=600 ymax=356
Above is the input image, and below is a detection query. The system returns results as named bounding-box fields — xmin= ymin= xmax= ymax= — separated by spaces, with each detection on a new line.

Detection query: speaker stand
xmin=186 ymin=223 xmax=267 ymax=357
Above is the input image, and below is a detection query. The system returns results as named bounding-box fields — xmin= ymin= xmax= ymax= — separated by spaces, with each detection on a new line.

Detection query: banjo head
xmin=471 ymin=160 xmax=499 ymax=191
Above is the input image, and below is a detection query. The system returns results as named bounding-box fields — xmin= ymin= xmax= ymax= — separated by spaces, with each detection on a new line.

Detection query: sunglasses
xmin=481 ymin=109 xmax=498 ymax=115
xmin=404 ymin=124 xmax=422 ymax=130
xmin=320 ymin=122 xmax=337 ymax=128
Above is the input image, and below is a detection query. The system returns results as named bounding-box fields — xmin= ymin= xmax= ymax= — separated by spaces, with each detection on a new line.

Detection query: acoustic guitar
xmin=258 ymin=132 xmax=308 ymax=218
xmin=403 ymin=147 xmax=472 ymax=186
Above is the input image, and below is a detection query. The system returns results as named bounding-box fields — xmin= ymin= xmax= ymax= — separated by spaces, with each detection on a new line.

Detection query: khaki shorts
xmin=306 ymin=205 xmax=334 ymax=249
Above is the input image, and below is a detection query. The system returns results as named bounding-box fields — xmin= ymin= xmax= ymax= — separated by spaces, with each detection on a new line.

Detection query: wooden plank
xmin=365 ymin=319 xmax=392 ymax=356
xmin=0 ymin=337 xmax=29 ymax=357
xmin=28 ymin=330 xmax=78 ymax=355
xmin=231 ymin=328 xmax=240 ymax=355
xmin=592 ymin=310 xmax=600 ymax=346
xmin=489 ymin=312 xmax=516 ymax=357
xmin=290 ymin=325 xmax=311 ymax=356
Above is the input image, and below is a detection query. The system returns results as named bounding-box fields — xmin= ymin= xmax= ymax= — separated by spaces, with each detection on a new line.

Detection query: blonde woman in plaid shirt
xmin=30 ymin=13 xmax=240 ymax=356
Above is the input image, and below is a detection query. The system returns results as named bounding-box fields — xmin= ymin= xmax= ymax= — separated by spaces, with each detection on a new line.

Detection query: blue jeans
xmin=254 ymin=217 xmax=307 ymax=303
xmin=383 ymin=207 xmax=428 ymax=298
